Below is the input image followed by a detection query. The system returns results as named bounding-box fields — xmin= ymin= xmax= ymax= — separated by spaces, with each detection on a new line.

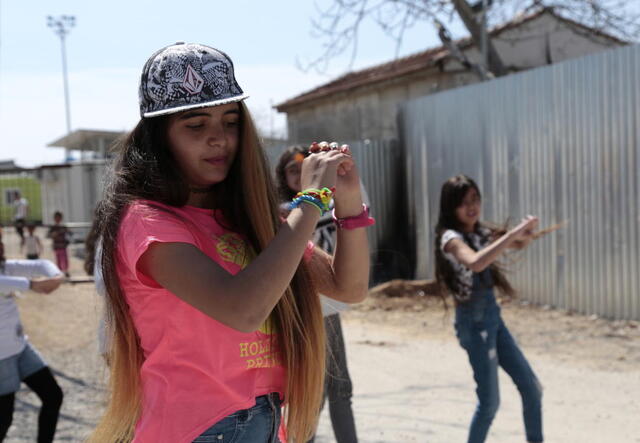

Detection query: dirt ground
xmin=313 ymin=291 xmax=640 ymax=442
xmin=2 ymin=230 xmax=639 ymax=442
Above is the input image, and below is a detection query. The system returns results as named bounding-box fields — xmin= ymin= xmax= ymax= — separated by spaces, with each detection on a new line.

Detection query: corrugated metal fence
xmin=400 ymin=44 xmax=640 ymax=320
xmin=350 ymin=139 xmax=412 ymax=282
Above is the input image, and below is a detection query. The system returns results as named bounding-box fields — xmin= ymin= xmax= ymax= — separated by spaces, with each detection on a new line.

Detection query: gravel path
xmin=4 ymin=238 xmax=639 ymax=442
xmin=315 ymin=312 xmax=640 ymax=442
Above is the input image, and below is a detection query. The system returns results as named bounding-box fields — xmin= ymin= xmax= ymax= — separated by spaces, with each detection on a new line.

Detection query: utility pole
xmin=47 ymin=15 xmax=75 ymax=161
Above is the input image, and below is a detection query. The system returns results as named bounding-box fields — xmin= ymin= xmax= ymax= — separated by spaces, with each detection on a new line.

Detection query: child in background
xmin=434 ymin=174 xmax=543 ymax=443
xmin=21 ymin=224 xmax=43 ymax=260
xmin=277 ymin=146 xmax=372 ymax=443
xmin=12 ymin=191 xmax=28 ymax=242
xmin=0 ymin=234 xmax=65 ymax=443
xmin=47 ymin=212 xmax=70 ymax=277
xmin=86 ymin=42 xmax=371 ymax=443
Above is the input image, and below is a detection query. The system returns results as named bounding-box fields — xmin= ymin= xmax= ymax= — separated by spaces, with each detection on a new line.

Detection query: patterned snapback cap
xmin=139 ymin=42 xmax=248 ymax=118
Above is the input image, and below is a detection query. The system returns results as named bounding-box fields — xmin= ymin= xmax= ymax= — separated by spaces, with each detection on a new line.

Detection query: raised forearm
xmin=331 ymin=227 xmax=370 ymax=302
xmin=329 ymin=196 xmax=370 ymax=301
xmin=467 ymin=232 xmax=515 ymax=272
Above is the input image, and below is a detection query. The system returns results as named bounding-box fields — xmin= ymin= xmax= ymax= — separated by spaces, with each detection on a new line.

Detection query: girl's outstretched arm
xmin=138 ymin=149 xmax=354 ymax=333
xmin=0 ymin=275 xmax=63 ymax=294
xmin=445 ymin=216 xmax=539 ymax=273
xmin=1 ymin=259 xmax=64 ymax=294
xmin=308 ymin=236 xmax=369 ymax=304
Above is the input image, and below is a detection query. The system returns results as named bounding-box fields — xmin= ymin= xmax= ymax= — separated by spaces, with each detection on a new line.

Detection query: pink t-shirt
xmin=117 ymin=200 xmax=311 ymax=443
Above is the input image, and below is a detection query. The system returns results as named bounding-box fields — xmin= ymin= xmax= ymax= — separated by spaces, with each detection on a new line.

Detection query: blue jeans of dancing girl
xmin=192 ymin=393 xmax=281 ymax=443
xmin=455 ymin=271 xmax=543 ymax=443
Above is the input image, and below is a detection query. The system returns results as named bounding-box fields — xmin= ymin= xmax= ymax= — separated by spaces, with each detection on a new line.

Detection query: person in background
xmin=0 ymin=232 xmax=65 ymax=443
xmin=434 ymin=174 xmax=543 ymax=443
xmin=47 ymin=212 xmax=71 ymax=278
xmin=13 ymin=191 xmax=29 ymax=242
xmin=277 ymin=145 xmax=373 ymax=443
xmin=21 ymin=224 xmax=43 ymax=260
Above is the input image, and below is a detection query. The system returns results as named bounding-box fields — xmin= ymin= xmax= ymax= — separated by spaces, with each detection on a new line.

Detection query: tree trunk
xmin=451 ymin=0 xmax=508 ymax=77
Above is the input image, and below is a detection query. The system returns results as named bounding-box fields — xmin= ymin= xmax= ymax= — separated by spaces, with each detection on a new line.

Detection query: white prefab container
xmin=39 ymin=160 xmax=107 ymax=240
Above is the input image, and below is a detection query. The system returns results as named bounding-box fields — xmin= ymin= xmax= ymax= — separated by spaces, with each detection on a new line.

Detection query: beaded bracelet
xmin=296 ymin=187 xmax=334 ymax=208
xmin=289 ymin=187 xmax=335 ymax=215
xmin=289 ymin=194 xmax=324 ymax=215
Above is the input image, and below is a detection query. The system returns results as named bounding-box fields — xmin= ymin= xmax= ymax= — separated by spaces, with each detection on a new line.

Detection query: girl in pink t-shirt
xmin=87 ymin=43 xmax=372 ymax=443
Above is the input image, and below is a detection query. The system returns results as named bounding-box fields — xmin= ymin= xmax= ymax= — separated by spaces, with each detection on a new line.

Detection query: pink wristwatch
xmin=332 ymin=204 xmax=376 ymax=230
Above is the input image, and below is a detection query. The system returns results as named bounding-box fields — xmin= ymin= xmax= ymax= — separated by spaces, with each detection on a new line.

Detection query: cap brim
xmin=142 ymin=93 xmax=250 ymax=118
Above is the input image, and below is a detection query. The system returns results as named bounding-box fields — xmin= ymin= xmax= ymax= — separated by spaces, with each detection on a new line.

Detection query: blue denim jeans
xmin=455 ymin=272 xmax=543 ymax=443
xmin=192 ymin=393 xmax=281 ymax=443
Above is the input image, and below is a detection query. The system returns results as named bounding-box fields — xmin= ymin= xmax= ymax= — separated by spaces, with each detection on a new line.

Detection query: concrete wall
xmin=283 ymin=12 xmax=623 ymax=143
xmin=285 ymin=69 xmax=471 ymax=143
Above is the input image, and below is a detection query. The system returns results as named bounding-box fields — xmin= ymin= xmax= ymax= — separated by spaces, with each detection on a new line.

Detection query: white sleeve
xmin=359 ymin=181 xmax=371 ymax=207
xmin=441 ymin=229 xmax=463 ymax=252
xmin=94 ymin=243 xmax=106 ymax=297
xmin=0 ymin=275 xmax=30 ymax=292
xmin=4 ymin=259 xmax=62 ymax=279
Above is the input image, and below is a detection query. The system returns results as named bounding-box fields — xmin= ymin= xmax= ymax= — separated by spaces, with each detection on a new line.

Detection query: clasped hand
xmin=300 ymin=141 xmax=362 ymax=209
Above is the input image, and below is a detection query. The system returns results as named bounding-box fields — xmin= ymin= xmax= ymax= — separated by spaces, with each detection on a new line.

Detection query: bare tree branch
xmin=300 ymin=0 xmax=452 ymax=73
xmin=451 ymin=0 xmax=508 ymax=76
xmin=435 ymin=18 xmax=493 ymax=80
xmin=304 ymin=0 xmax=639 ymax=76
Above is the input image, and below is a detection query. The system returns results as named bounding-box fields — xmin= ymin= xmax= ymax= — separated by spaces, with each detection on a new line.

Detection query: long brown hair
xmin=87 ymin=102 xmax=325 ymax=442
xmin=434 ymin=175 xmax=515 ymax=302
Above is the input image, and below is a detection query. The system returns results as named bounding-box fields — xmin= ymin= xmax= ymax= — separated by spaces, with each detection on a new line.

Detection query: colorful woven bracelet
xmin=290 ymin=187 xmax=335 ymax=215
xmin=289 ymin=195 xmax=324 ymax=215
xmin=294 ymin=188 xmax=334 ymax=207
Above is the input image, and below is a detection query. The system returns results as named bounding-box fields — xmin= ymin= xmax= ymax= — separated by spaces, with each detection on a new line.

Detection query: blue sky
xmin=0 ymin=0 xmax=475 ymax=166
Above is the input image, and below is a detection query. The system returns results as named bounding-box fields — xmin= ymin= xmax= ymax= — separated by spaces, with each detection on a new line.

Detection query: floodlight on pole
xmin=47 ymin=15 xmax=75 ymax=160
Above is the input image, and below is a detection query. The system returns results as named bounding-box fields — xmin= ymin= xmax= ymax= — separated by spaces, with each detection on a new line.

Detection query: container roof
xmin=47 ymin=129 xmax=125 ymax=151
